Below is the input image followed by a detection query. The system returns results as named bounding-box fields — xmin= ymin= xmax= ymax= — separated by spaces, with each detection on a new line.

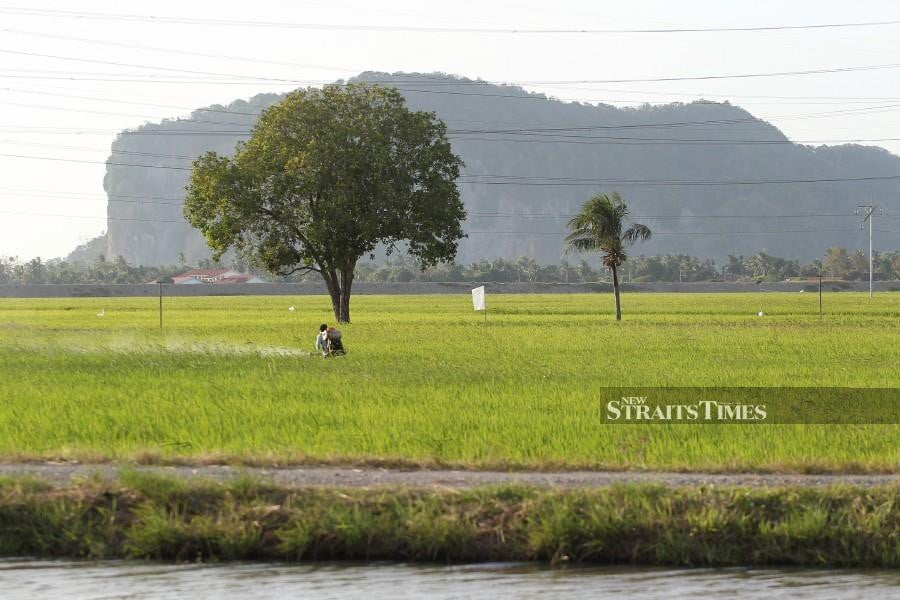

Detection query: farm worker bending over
xmin=325 ymin=327 xmax=345 ymax=355
xmin=315 ymin=323 xmax=329 ymax=356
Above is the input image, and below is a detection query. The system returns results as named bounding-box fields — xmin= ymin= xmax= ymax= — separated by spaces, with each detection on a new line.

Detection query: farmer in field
xmin=315 ymin=323 xmax=329 ymax=356
xmin=315 ymin=323 xmax=346 ymax=356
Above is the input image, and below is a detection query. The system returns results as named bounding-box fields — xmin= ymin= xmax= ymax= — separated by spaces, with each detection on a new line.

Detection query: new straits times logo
xmin=605 ymin=396 xmax=767 ymax=423
xmin=599 ymin=388 xmax=899 ymax=425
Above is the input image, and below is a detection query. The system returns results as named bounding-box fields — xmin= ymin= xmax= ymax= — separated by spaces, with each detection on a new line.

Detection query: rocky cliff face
xmin=95 ymin=72 xmax=900 ymax=266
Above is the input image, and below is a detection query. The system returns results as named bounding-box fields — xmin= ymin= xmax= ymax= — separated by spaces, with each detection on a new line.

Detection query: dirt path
xmin=0 ymin=463 xmax=896 ymax=488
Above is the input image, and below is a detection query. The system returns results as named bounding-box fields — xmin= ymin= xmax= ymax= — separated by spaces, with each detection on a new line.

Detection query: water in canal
xmin=1 ymin=560 xmax=897 ymax=599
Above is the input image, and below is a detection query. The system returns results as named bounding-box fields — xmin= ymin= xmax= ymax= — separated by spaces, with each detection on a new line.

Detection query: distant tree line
xmin=352 ymin=247 xmax=900 ymax=284
xmin=0 ymin=255 xmax=183 ymax=285
xmin=2 ymin=246 xmax=899 ymax=285
xmin=346 ymin=249 xmax=900 ymax=284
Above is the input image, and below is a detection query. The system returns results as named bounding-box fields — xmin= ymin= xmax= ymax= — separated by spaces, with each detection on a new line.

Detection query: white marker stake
xmin=472 ymin=286 xmax=486 ymax=324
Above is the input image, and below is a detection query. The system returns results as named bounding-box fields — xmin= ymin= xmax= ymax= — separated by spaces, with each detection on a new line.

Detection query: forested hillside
xmin=89 ymin=72 xmax=900 ymax=266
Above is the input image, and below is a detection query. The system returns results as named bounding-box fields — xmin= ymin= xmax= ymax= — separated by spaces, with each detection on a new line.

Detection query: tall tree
xmin=185 ymin=84 xmax=465 ymax=322
xmin=745 ymin=253 xmax=771 ymax=278
xmin=850 ymin=249 xmax=868 ymax=277
xmin=824 ymin=246 xmax=851 ymax=278
xmin=564 ymin=192 xmax=651 ymax=320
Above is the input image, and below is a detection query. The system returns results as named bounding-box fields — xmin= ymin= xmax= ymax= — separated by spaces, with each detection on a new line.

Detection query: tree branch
xmin=258 ymin=205 xmax=329 ymax=271
xmin=278 ymin=264 xmax=321 ymax=277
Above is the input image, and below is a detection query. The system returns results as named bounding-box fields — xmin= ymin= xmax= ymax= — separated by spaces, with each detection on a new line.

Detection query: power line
xmin=2 ymin=6 xmax=900 ymax=34
xmin=446 ymin=135 xmax=900 ymax=147
xmin=6 ymin=127 xmax=900 ymax=147
xmin=448 ymin=105 xmax=900 ymax=141
xmin=0 ymin=27 xmax=361 ymax=74
xmin=0 ymin=28 xmax=884 ymax=113
xmin=4 ymin=151 xmax=900 ymax=187
xmin=506 ymin=85 xmax=900 ymax=104
xmin=0 ymin=127 xmax=252 ymax=135
xmin=0 ymin=186 xmax=879 ymax=216
xmin=448 ymin=102 xmax=900 ymax=133
xmin=468 ymin=228 xmax=896 ymax=236
xmin=0 ymin=153 xmax=193 ymax=170
xmin=0 ymin=186 xmax=184 ymax=202
xmin=5 ymin=86 xmax=900 ymax=133
xmin=8 ymin=131 xmax=900 ymax=160
xmin=464 ymin=65 xmax=900 ymax=84
xmin=0 ymin=85 xmax=262 ymax=116
xmin=470 ymin=213 xmax=856 ymax=220
xmin=0 ymin=84 xmax=775 ymax=129
xmin=0 ymin=209 xmax=184 ymax=223
xmin=2 ymin=208 xmax=895 ymax=237
xmin=382 ymin=85 xmax=900 ymax=105
xmin=458 ymin=174 xmax=900 ymax=187
xmin=0 ymin=190 xmax=184 ymax=207
xmin=3 ymin=125 xmax=899 ymax=145
xmin=6 ymin=45 xmax=900 ymax=89
xmin=0 ymin=74 xmax=301 ymax=85
xmin=10 ymin=67 xmax=900 ymax=106
xmin=0 ymin=185 xmax=867 ymax=217
xmin=0 ymin=101 xmax=255 ymax=127
xmin=0 ymin=48 xmax=303 ymax=84
xmin=0 ymin=185 xmax=879 ymax=221
xmin=14 ymin=101 xmax=900 ymax=135
xmin=6 ymin=28 xmax=900 ymax=93
xmin=0 ymin=140 xmax=199 ymax=161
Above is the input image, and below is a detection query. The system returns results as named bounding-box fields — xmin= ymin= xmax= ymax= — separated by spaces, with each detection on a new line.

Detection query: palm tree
xmin=564 ymin=193 xmax=651 ymax=320
xmin=745 ymin=253 xmax=771 ymax=279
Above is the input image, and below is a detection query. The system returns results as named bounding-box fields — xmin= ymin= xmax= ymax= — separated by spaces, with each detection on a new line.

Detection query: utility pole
xmin=856 ymin=205 xmax=877 ymax=298
xmin=156 ymin=276 xmax=174 ymax=331
xmin=818 ymin=270 xmax=823 ymax=318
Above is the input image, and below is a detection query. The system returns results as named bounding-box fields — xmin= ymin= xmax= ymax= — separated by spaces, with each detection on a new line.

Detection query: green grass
xmin=0 ymin=473 xmax=896 ymax=566
xmin=0 ymin=293 xmax=898 ymax=471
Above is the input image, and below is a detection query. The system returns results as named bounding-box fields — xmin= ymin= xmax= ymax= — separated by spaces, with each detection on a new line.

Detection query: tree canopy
xmin=184 ymin=83 xmax=465 ymax=322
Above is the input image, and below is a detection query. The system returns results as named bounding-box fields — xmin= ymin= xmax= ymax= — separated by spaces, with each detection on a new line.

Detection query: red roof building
xmin=175 ymin=269 xmax=266 ymax=284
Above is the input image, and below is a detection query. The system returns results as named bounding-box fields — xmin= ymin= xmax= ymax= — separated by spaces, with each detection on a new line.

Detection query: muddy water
xmin=2 ymin=560 xmax=898 ymax=599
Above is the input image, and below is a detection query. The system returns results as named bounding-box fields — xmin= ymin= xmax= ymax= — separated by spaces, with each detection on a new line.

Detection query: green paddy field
xmin=0 ymin=292 xmax=897 ymax=471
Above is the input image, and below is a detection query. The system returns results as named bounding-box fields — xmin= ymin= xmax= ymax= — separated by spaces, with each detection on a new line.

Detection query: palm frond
xmin=564 ymin=229 xmax=600 ymax=254
xmin=622 ymin=223 xmax=652 ymax=245
xmin=564 ymin=192 xmax=651 ymax=261
xmin=566 ymin=212 xmax=593 ymax=231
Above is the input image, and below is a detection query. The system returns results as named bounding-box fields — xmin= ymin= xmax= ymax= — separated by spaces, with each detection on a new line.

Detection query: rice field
xmin=0 ymin=292 xmax=897 ymax=471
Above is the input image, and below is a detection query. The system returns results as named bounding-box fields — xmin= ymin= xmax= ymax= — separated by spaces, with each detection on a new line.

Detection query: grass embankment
xmin=0 ymin=472 xmax=896 ymax=567
xmin=0 ymin=293 xmax=898 ymax=471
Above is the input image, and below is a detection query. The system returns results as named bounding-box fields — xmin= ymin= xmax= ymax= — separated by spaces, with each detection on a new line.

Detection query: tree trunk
xmin=338 ymin=267 xmax=353 ymax=323
xmin=321 ymin=269 xmax=342 ymax=323
xmin=612 ymin=265 xmax=622 ymax=321
xmin=319 ymin=263 xmax=356 ymax=323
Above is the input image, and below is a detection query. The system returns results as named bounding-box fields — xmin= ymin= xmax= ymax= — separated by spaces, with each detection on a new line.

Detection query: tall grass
xmin=0 ymin=293 xmax=897 ymax=471
xmin=0 ymin=473 xmax=896 ymax=566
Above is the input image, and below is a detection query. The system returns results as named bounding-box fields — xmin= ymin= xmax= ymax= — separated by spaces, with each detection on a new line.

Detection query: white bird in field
xmin=97 ymin=309 xmax=105 ymax=317
xmin=288 ymin=306 xmax=295 ymax=312
xmin=757 ymin=311 xmax=765 ymax=317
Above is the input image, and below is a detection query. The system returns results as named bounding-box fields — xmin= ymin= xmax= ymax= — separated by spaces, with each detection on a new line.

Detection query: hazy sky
xmin=2 ymin=0 xmax=900 ymax=259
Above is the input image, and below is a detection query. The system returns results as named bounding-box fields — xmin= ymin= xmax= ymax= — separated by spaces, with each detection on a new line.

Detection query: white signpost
xmin=472 ymin=286 xmax=486 ymax=324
